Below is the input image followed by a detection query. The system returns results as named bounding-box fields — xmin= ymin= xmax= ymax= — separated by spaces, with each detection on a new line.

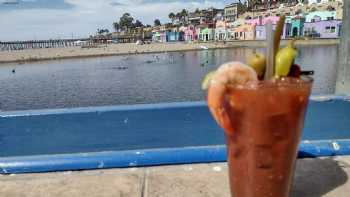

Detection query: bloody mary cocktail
xmin=221 ymin=77 xmax=313 ymax=197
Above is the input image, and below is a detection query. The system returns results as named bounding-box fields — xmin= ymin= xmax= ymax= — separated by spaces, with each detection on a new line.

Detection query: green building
xmin=290 ymin=16 xmax=306 ymax=37
xmin=197 ymin=26 xmax=215 ymax=42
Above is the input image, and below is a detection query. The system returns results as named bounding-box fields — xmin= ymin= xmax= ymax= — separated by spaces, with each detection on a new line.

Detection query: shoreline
xmin=0 ymin=39 xmax=339 ymax=64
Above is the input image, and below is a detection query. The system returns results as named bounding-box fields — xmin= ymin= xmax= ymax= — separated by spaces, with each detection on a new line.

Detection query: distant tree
xmin=119 ymin=13 xmax=134 ymax=32
xmin=311 ymin=7 xmax=317 ymax=12
xmin=195 ymin=8 xmax=201 ymax=14
xmin=154 ymin=19 xmax=161 ymax=26
xmin=97 ymin=29 xmax=109 ymax=34
xmin=146 ymin=24 xmax=152 ymax=28
xmin=181 ymin=9 xmax=188 ymax=17
xmin=113 ymin=22 xmax=120 ymax=32
xmin=180 ymin=9 xmax=189 ymax=24
xmin=169 ymin=12 xmax=176 ymax=23
xmin=134 ymin=20 xmax=144 ymax=28
xmin=176 ymin=12 xmax=181 ymax=19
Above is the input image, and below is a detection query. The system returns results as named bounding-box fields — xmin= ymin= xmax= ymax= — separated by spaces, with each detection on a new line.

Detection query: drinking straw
xmin=264 ymin=22 xmax=274 ymax=80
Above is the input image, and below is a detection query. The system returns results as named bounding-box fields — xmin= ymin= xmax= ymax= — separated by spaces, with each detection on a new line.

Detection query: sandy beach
xmin=0 ymin=39 xmax=339 ymax=64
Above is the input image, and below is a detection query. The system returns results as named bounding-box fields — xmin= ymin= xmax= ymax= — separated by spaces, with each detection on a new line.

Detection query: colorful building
xmin=304 ymin=19 xmax=342 ymax=38
xmin=183 ymin=25 xmax=197 ymax=41
xmin=152 ymin=25 xmax=185 ymax=43
xmin=197 ymin=25 xmax=215 ymax=42
xmin=232 ymin=24 xmax=255 ymax=40
xmin=289 ymin=16 xmax=305 ymax=37
xmin=255 ymin=24 xmax=290 ymax=40
xmin=230 ymin=18 xmax=245 ymax=28
xmin=305 ymin=11 xmax=337 ymax=22
xmin=167 ymin=27 xmax=185 ymax=42
xmin=215 ymin=20 xmax=229 ymax=41
xmin=152 ymin=31 xmax=167 ymax=42
xmin=307 ymin=0 xmax=337 ymax=5
xmin=150 ymin=2 xmax=343 ymax=43
xmin=245 ymin=16 xmax=280 ymax=26
xmin=224 ymin=3 xmax=245 ymax=23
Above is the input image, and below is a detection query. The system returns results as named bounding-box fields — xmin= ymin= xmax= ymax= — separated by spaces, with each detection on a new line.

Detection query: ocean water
xmin=0 ymin=45 xmax=338 ymax=111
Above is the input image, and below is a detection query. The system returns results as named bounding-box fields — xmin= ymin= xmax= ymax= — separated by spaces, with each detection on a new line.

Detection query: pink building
xmin=245 ymin=16 xmax=280 ymax=26
xmin=183 ymin=25 xmax=197 ymax=41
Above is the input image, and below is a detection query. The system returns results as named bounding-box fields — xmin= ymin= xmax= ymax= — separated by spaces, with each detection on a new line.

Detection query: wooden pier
xmin=0 ymin=38 xmax=91 ymax=51
xmin=0 ymin=34 xmax=152 ymax=51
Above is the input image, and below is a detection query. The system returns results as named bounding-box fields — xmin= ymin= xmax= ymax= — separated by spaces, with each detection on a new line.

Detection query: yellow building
xmin=232 ymin=24 xmax=256 ymax=40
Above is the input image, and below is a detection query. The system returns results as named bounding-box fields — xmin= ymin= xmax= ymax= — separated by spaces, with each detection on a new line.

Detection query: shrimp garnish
xmin=207 ymin=62 xmax=258 ymax=134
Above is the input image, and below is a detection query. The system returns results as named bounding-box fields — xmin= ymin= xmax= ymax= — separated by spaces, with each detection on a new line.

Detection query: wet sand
xmin=0 ymin=39 xmax=339 ymax=64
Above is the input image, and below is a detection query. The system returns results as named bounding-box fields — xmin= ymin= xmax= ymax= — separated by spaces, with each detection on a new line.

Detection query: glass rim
xmin=226 ymin=76 xmax=314 ymax=90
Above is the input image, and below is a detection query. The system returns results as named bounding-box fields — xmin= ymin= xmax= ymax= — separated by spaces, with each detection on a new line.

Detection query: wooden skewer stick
xmin=264 ymin=15 xmax=286 ymax=80
xmin=274 ymin=15 xmax=286 ymax=61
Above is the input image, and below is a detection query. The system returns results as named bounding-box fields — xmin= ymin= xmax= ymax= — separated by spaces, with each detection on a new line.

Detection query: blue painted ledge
xmin=1 ymin=95 xmax=350 ymax=174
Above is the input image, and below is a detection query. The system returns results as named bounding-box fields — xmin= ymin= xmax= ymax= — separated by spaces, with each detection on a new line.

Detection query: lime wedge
xmin=201 ymin=71 xmax=216 ymax=90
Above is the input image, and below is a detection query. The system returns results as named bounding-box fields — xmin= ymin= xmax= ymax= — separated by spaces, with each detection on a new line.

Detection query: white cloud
xmin=0 ymin=0 xmax=234 ymax=41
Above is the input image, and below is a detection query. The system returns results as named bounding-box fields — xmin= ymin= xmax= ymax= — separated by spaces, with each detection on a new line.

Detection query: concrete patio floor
xmin=1 ymin=156 xmax=350 ymax=197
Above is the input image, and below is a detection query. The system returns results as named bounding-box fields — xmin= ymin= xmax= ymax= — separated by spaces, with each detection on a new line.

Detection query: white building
xmin=307 ymin=0 xmax=342 ymax=5
xmin=215 ymin=20 xmax=229 ymax=41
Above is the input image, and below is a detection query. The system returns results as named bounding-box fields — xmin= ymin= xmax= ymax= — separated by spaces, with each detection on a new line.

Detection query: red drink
xmin=210 ymin=77 xmax=313 ymax=197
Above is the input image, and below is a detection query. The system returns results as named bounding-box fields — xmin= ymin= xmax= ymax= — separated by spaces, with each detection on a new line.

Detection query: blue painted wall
xmin=1 ymin=98 xmax=350 ymax=158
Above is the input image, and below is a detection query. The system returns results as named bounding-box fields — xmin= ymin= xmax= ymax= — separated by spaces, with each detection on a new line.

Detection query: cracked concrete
xmin=1 ymin=157 xmax=350 ymax=197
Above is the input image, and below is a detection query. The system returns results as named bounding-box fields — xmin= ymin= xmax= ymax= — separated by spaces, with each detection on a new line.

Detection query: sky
xmin=0 ymin=0 xmax=240 ymax=41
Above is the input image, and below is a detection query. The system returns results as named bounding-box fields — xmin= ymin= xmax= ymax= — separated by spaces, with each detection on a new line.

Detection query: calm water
xmin=0 ymin=45 xmax=338 ymax=111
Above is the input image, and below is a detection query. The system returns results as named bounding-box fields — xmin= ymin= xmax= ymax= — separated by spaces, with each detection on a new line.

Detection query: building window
xmin=331 ymin=26 xmax=336 ymax=33
xmin=327 ymin=17 xmax=334 ymax=20
xmin=325 ymin=26 xmax=331 ymax=33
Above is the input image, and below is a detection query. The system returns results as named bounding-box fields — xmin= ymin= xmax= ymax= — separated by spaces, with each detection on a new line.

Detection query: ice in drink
xmin=222 ymin=77 xmax=312 ymax=197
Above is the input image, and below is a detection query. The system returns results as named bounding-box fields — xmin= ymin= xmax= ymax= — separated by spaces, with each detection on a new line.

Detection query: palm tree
xmin=169 ymin=12 xmax=175 ymax=23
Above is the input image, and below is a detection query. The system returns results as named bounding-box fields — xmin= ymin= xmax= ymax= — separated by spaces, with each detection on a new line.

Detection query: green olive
xmin=275 ymin=41 xmax=297 ymax=77
xmin=247 ymin=52 xmax=266 ymax=78
xmin=201 ymin=70 xmax=216 ymax=90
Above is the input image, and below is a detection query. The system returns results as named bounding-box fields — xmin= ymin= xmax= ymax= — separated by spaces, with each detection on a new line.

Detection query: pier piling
xmin=336 ymin=0 xmax=350 ymax=94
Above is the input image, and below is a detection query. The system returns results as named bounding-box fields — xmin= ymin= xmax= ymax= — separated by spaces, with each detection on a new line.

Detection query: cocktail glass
xmin=208 ymin=77 xmax=313 ymax=197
